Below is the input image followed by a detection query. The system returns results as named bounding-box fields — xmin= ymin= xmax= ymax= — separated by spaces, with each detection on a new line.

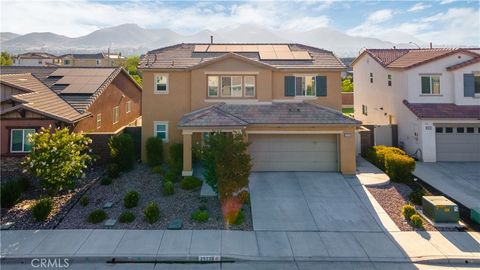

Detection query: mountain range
xmin=1 ymin=23 xmax=431 ymax=57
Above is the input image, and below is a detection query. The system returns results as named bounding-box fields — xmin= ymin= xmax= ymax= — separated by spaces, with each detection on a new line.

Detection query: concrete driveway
xmin=414 ymin=162 xmax=480 ymax=210
xmin=249 ymin=172 xmax=383 ymax=232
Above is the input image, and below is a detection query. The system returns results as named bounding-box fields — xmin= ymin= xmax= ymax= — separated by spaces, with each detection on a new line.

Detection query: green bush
xmin=31 ymin=197 xmax=53 ymax=222
xmin=180 ymin=176 xmax=202 ymax=190
xmin=152 ymin=165 xmax=164 ymax=175
xmin=162 ymin=181 xmax=175 ymax=196
xmin=118 ymin=211 xmax=136 ymax=223
xmin=124 ymin=191 xmax=140 ymax=208
xmin=16 ymin=176 xmax=30 ymax=192
xmin=401 ymin=204 xmax=417 ymax=221
xmin=233 ymin=209 xmax=245 ymax=225
xmin=87 ymin=209 xmax=107 ymax=224
xmin=146 ymin=137 xmax=164 ymax=167
xmin=410 ymin=214 xmax=424 ymax=228
xmin=164 ymin=170 xmax=177 ymax=182
xmin=1 ymin=180 xmax=22 ymax=208
xmin=366 ymin=146 xmax=406 ymax=171
xmin=385 ymin=153 xmax=416 ymax=183
xmin=109 ymin=133 xmax=135 ymax=172
xmin=107 ymin=163 xmax=120 ymax=178
xmin=191 ymin=209 xmax=209 ymax=222
xmin=22 ymin=127 xmax=93 ymax=193
xmin=79 ymin=195 xmax=89 ymax=206
xmin=169 ymin=143 xmax=183 ymax=176
xmin=100 ymin=177 xmax=112 ymax=185
xmin=409 ymin=188 xmax=426 ymax=205
xmin=143 ymin=202 xmax=160 ymax=224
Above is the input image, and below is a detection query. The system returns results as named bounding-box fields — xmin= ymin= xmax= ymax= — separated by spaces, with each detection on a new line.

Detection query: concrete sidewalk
xmin=1 ymin=229 xmax=479 ymax=264
xmin=356 ymin=156 xmax=390 ymax=186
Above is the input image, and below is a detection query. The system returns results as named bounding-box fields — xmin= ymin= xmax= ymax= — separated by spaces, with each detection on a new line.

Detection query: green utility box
xmin=422 ymin=196 xmax=459 ymax=223
xmin=471 ymin=208 xmax=480 ymax=224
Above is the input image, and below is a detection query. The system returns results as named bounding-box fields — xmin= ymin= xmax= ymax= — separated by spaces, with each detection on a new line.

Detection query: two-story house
xmin=59 ymin=53 xmax=126 ymax=67
xmin=139 ymin=43 xmax=360 ymax=176
xmin=353 ymin=48 xmax=480 ymax=162
xmin=13 ymin=52 xmax=60 ymax=66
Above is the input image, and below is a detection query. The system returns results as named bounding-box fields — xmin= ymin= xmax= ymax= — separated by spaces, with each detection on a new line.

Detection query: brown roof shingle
xmin=403 ymin=100 xmax=480 ymax=119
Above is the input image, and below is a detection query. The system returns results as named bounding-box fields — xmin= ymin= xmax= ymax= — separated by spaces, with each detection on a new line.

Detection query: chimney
xmin=429 ymin=42 xmax=432 ymax=49
xmin=210 ymin=35 xmax=214 ymax=44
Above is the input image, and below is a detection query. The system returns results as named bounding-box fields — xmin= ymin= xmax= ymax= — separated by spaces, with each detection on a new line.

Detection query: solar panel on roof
xmin=292 ymin=51 xmax=312 ymax=60
xmin=193 ymin=45 xmax=209 ymax=52
xmin=258 ymin=51 xmax=277 ymax=60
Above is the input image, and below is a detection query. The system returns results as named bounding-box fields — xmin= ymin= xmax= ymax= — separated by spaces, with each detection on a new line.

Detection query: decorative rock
xmin=0 ymin=222 xmax=14 ymax=230
xmin=167 ymin=218 xmax=183 ymax=230
xmin=103 ymin=202 xmax=113 ymax=209
xmin=104 ymin=219 xmax=117 ymax=227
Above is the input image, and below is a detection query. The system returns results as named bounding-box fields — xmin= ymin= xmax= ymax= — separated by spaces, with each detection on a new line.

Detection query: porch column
xmin=340 ymin=127 xmax=356 ymax=175
xmin=182 ymin=131 xmax=193 ymax=176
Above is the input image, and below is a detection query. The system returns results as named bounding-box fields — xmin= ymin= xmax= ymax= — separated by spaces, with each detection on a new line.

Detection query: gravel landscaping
xmin=367 ymin=182 xmax=458 ymax=231
xmin=57 ymin=164 xmax=253 ymax=230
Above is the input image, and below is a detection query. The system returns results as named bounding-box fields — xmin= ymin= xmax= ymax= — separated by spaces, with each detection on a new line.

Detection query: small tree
xmin=109 ymin=133 xmax=135 ymax=171
xmin=1 ymin=52 xmax=13 ymax=66
xmin=341 ymin=76 xmax=353 ymax=92
xmin=22 ymin=127 xmax=92 ymax=193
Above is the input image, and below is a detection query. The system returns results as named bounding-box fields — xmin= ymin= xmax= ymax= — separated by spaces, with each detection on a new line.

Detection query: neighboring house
xmin=139 ymin=43 xmax=360 ymax=176
xmin=0 ymin=67 xmax=142 ymax=167
xmin=13 ymin=52 xmax=60 ymax=66
xmin=59 ymin=53 xmax=126 ymax=67
xmin=352 ymin=48 xmax=480 ymax=162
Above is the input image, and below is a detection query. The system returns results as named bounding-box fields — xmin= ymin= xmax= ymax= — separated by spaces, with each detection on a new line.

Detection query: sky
xmin=0 ymin=0 xmax=479 ymax=45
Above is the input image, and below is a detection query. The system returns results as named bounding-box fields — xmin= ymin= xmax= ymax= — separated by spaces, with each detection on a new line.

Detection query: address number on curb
xmin=198 ymin=255 xmax=221 ymax=262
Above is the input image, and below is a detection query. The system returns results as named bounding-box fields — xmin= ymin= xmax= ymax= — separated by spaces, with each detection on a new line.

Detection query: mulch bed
xmin=367 ymin=182 xmax=458 ymax=231
xmin=57 ymin=163 xmax=253 ymax=230
xmin=0 ymin=168 xmax=103 ymax=230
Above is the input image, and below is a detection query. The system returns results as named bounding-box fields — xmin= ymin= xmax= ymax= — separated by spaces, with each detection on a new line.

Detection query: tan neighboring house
xmin=13 ymin=52 xmax=60 ymax=66
xmin=139 ymin=43 xmax=360 ymax=176
xmin=59 ymin=53 xmax=126 ymax=67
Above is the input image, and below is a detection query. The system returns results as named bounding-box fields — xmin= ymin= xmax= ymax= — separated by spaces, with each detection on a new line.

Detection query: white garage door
xmin=436 ymin=126 xmax=480 ymax=161
xmin=249 ymin=134 xmax=339 ymax=171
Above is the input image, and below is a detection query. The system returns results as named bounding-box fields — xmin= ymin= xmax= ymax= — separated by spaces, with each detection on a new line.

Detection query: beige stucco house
xmin=139 ymin=43 xmax=360 ymax=176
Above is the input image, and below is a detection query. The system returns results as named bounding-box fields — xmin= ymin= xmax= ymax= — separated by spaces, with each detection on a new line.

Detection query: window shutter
xmin=463 ymin=74 xmax=475 ymax=97
xmin=284 ymin=76 xmax=295 ymax=96
xmin=316 ymin=76 xmax=327 ymax=96
xmin=421 ymin=77 xmax=430 ymax=94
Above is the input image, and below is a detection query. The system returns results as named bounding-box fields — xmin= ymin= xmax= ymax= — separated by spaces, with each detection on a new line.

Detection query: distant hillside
xmin=0 ymin=32 xmax=20 ymax=43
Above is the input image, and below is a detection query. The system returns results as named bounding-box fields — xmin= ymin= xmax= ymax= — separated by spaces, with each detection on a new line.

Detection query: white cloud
xmin=346 ymin=9 xmax=393 ymax=37
xmin=408 ymin=3 xmax=431 ymax=12
xmin=367 ymin=9 xmax=393 ymax=23
xmin=440 ymin=0 xmax=456 ymax=4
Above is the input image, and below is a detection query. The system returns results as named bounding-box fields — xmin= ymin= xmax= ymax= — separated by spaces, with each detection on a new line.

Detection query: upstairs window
xmin=387 ymin=74 xmax=392 ymax=86
xmin=113 ymin=106 xmax=119 ymax=124
xmin=244 ymin=76 xmax=255 ymax=97
xmin=96 ymin=59 xmax=101 ymax=66
xmin=421 ymin=75 xmax=440 ymax=94
xmin=64 ymin=59 xmax=71 ymax=65
xmin=10 ymin=129 xmax=35 ymax=153
xmin=208 ymin=75 xmax=255 ymax=98
xmin=475 ymin=75 xmax=480 ymax=94
xmin=370 ymin=73 xmax=373 ymax=83
xmin=96 ymin=114 xmax=102 ymax=129
xmin=362 ymin=105 xmax=368 ymax=116
xmin=126 ymin=101 xmax=132 ymax=113
xmin=154 ymin=121 xmax=168 ymax=142
xmin=208 ymin=76 xmax=219 ymax=97
xmin=295 ymin=76 xmax=316 ymax=97
xmin=154 ymin=74 xmax=168 ymax=94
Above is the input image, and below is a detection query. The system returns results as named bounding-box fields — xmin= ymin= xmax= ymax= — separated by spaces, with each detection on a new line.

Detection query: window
xmin=38 ymin=60 xmax=42 ymax=65
xmin=154 ymin=74 xmax=168 ymax=94
xmin=475 ymin=75 xmax=480 ymax=94
xmin=96 ymin=59 xmax=100 ymax=66
xmin=421 ymin=76 xmax=440 ymax=94
xmin=362 ymin=105 xmax=368 ymax=116
xmin=435 ymin=127 xmax=443 ymax=133
xmin=113 ymin=106 xmax=119 ymax=124
xmin=467 ymin=127 xmax=474 ymax=133
xmin=64 ymin=59 xmax=70 ymax=65
xmin=457 ymin=127 xmax=465 ymax=133
xmin=208 ymin=76 xmax=219 ymax=97
xmin=370 ymin=73 xmax=373 ymax=83
xmin=295 ymin=76 xmax=316 ymax=97
xmin=244 ymin=76 xmax=255 ymax=97
xmin=387 ymin=74 xmax=392 ymax=86
xmin=126 ymin=101 xmax=132 ymax=113
xmin=221 ymin=77 xmax=231 ymax=96
xmin=154 ymin=121 xmax=168 ymax=142
xmin=96 ymin=114 xmax=102 ymax=129
xmin=231 ymin=76 xmax=242 ymax=97
xmin=220 ymin=76 xmax=243 ymax=97
xmin=445 ymin=127 xmax=453 ymax=133
xmin=10 ymin=129 xmax=35 ymax=153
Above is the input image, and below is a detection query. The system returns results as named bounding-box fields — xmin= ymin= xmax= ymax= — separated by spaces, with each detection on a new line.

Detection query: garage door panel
xmin=249 ymin=134 xmax=338 ymax=172
xmin=436 ymin=126 xmax=480 ymax=162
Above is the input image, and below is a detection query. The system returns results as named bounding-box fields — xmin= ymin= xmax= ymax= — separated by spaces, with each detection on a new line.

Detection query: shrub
xmin=164 ymin=170 xmax=177 ymax=182
xmin=146 ymin=137 xmax=164 ymax=167
xmin=118 ymin=211 xmax=135 ymax=223
xmin=233 ymin=209 xmax=245 ymax=225
xmin=180 ymin=176 xmax=202 ymax=190
xmin=124 ymin=191 xmax=140 ymax=208
xmin=366 ymin=146 xmax=406 ymax=171
xmin=152 ymin=165 xmax=164 ymax=175
xmin=0 ymin=180 xmax=22 ymax=208
xmin=16 ymin=176 xmax=30 ymax=192
xmin=410 ymin=214 xmax=424 ymax=228
xmin=109 ymin=133 xmax=135 ymax=172
xmin=107 ymin=163 xmax=120 ymax=178
xmin=100 ymin=177 xmax=112 ymax=185
xmin=409 ymin=188 xmax=426 ymax=205
xmin=87 ymin=209 xmax=107 ymax=224
xmin=191 ymin=209 xmax=209 ymax=223
xmin=385 ymin=153 xmax=416 ymax=183
xmin=31 ymin=198 xmax=53 ymax=222
xmin=22 ymin=127 xmax=93 ymax=193
xmin=79 ymin=195 xmax=89 ymax=206
xmin=143 ymin=202 xmax=160 ymax=224
xmin=401 ymin=204 xmax=417 ymax=221
xmin=169 ymin=143 xmax=183 ymax=176
xmin=162 ymin=181 xmax=174 ymax=196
